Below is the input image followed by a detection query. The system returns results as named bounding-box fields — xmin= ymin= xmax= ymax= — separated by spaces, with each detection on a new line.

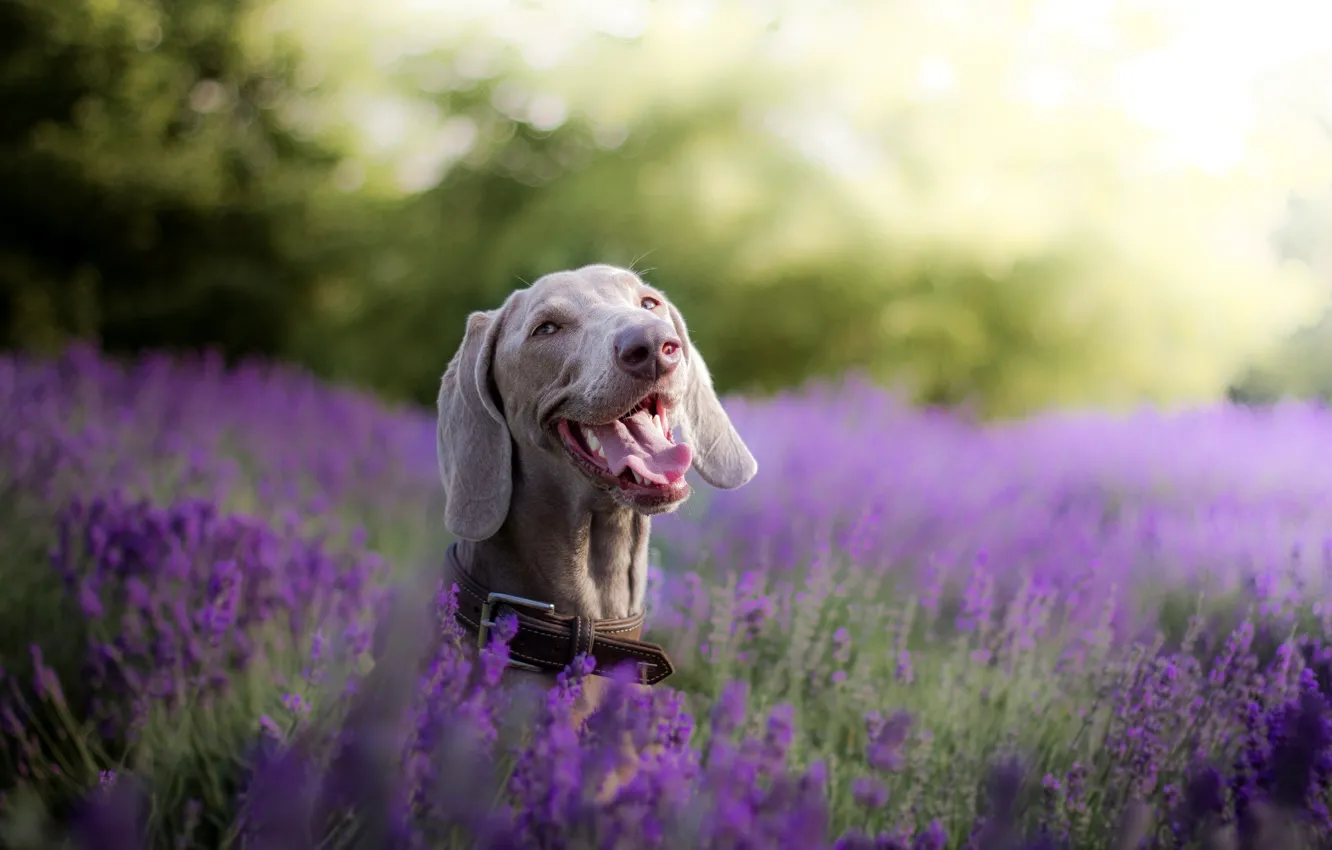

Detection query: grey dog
xmin=435 ymin=263 xmax=756 ymax=731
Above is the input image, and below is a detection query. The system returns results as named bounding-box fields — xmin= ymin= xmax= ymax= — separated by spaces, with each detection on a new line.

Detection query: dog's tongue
xmin=586 ymin=409 xmax=693 ymax=484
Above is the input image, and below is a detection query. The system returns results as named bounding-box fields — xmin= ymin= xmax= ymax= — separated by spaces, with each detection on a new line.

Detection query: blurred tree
xmin=289 ymin=0 xmax=1329 ymax=416
xmin=0 ymin=0 xmax=365 ymax=361
xmin=275 ymin=9 xmax=1092 ymax=413
xmin=1229 ymin=187 xmax=1332 ymax=404
xmin=6 ymin=0 xmax=1332 ymax=417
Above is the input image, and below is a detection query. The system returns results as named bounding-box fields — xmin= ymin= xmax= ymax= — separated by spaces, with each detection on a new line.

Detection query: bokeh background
xmin=7 ymin=0 xmax=1332 ymax=416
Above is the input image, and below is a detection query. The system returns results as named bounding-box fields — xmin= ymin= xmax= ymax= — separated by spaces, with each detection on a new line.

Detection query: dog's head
xmin=436 ymin=264 xmax=757 ymax=541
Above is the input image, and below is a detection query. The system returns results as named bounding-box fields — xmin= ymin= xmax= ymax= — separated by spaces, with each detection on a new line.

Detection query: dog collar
xmin=443 ymin=543 xmax=675 ymax=685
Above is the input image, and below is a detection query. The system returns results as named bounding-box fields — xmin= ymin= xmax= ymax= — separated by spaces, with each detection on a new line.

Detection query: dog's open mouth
xmin=557 ymin=394 xmax=692 ymax=504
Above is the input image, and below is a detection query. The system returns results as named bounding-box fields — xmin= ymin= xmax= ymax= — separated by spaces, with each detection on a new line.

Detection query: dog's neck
xmin=451 ymin=462 xmax=651 ymax=621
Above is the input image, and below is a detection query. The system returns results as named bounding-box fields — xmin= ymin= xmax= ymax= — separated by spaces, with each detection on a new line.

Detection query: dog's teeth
xmin=652 ymin=414 xmax=662 ymax=431
xmin=587 ymin=433 xmax=601 ymax=452
xmin=631 ymin=470 xmax=645 ymax=485
xmin=596 ymin=447 xmax=607 ymax=461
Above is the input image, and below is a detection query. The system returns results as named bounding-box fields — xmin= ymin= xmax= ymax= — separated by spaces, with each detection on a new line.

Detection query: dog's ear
xmin=666 ymin=301 xmax=757 ymax=490
xmin=437 ymin=309 xmax=512 ymax=540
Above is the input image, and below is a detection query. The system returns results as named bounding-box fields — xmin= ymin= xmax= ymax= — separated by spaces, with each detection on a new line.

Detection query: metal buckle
xmin=478 ymin=592 xmax=555 ymax=673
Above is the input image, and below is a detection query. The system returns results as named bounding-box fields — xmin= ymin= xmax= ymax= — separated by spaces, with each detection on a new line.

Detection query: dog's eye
xmin=532 ymin=321 xmax=559 ymax=337
xmin=641 ymin=297 xmax=660 ymax=310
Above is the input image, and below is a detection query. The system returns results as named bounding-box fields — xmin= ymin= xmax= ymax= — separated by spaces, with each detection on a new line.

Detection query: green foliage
xmin=1230 ymin=189 xmax=1332 ymax=404
xmin=0 ymin=0 xmax=362 ymax=360
xmin=4 ymin=0 xmax=1332 ymax=415
xmin=327 ymin=76 xmax=1100 ymax=413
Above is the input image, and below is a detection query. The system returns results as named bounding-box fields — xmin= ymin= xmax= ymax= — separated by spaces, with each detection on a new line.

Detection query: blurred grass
xmin=651 ymin=548 xmax=1295 ymax=840
xmin=11 ymin=351 xmax=1332 ymax=846
xmin=0 ymin=458 xmax=1324 ymax=846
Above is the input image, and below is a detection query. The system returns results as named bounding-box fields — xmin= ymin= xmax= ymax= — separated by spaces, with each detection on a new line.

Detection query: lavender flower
xmin=8 ymin=350 xmax=1332 ymax=849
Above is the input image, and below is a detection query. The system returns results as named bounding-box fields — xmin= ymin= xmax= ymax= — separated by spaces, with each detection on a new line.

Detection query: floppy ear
xmin=437 ymin=310 xmax=512 ymax=540
xmin=666 ymin=301 xmax=757 ymax=489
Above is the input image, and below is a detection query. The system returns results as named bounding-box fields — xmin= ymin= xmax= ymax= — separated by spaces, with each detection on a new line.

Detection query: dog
xmin=435 ymin=263 xmax=756 ymax=738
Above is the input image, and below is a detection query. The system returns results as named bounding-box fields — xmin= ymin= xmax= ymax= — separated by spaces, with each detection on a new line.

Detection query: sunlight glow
xmin=249 ymin=0 xmax=1332 ymax=408
xmin=1113 ymin=0 xmax=1332 ymax=173
xmin=295 ymin=0 xmax=1332 ymax=179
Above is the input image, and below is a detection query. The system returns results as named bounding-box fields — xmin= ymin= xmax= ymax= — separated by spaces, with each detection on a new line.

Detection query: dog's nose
xmin=614 ymin=322 xmax=683 ymax=381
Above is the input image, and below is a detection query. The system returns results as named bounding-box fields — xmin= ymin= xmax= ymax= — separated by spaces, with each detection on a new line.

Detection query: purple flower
xmin=865 ymin=711 xmax=911 ymax=773
xmin=710 ymin=679 xmax=750 ymax=739
xmin=911 ymin=821 xmax=948 ymax=850
xmin=19 ymin=339 xmax=1332 ymax=849
xmin=850 ymin=776 xmax=889 ymax=810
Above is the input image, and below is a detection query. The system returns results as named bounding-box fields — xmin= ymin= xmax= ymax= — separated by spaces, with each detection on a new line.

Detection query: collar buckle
xmin=478 ymin=591 xmax=556 ymax=672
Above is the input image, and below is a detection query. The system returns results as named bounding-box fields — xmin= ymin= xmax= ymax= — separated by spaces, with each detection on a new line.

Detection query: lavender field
xmin=4 ymin=346 xmax=1332 ymax=849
